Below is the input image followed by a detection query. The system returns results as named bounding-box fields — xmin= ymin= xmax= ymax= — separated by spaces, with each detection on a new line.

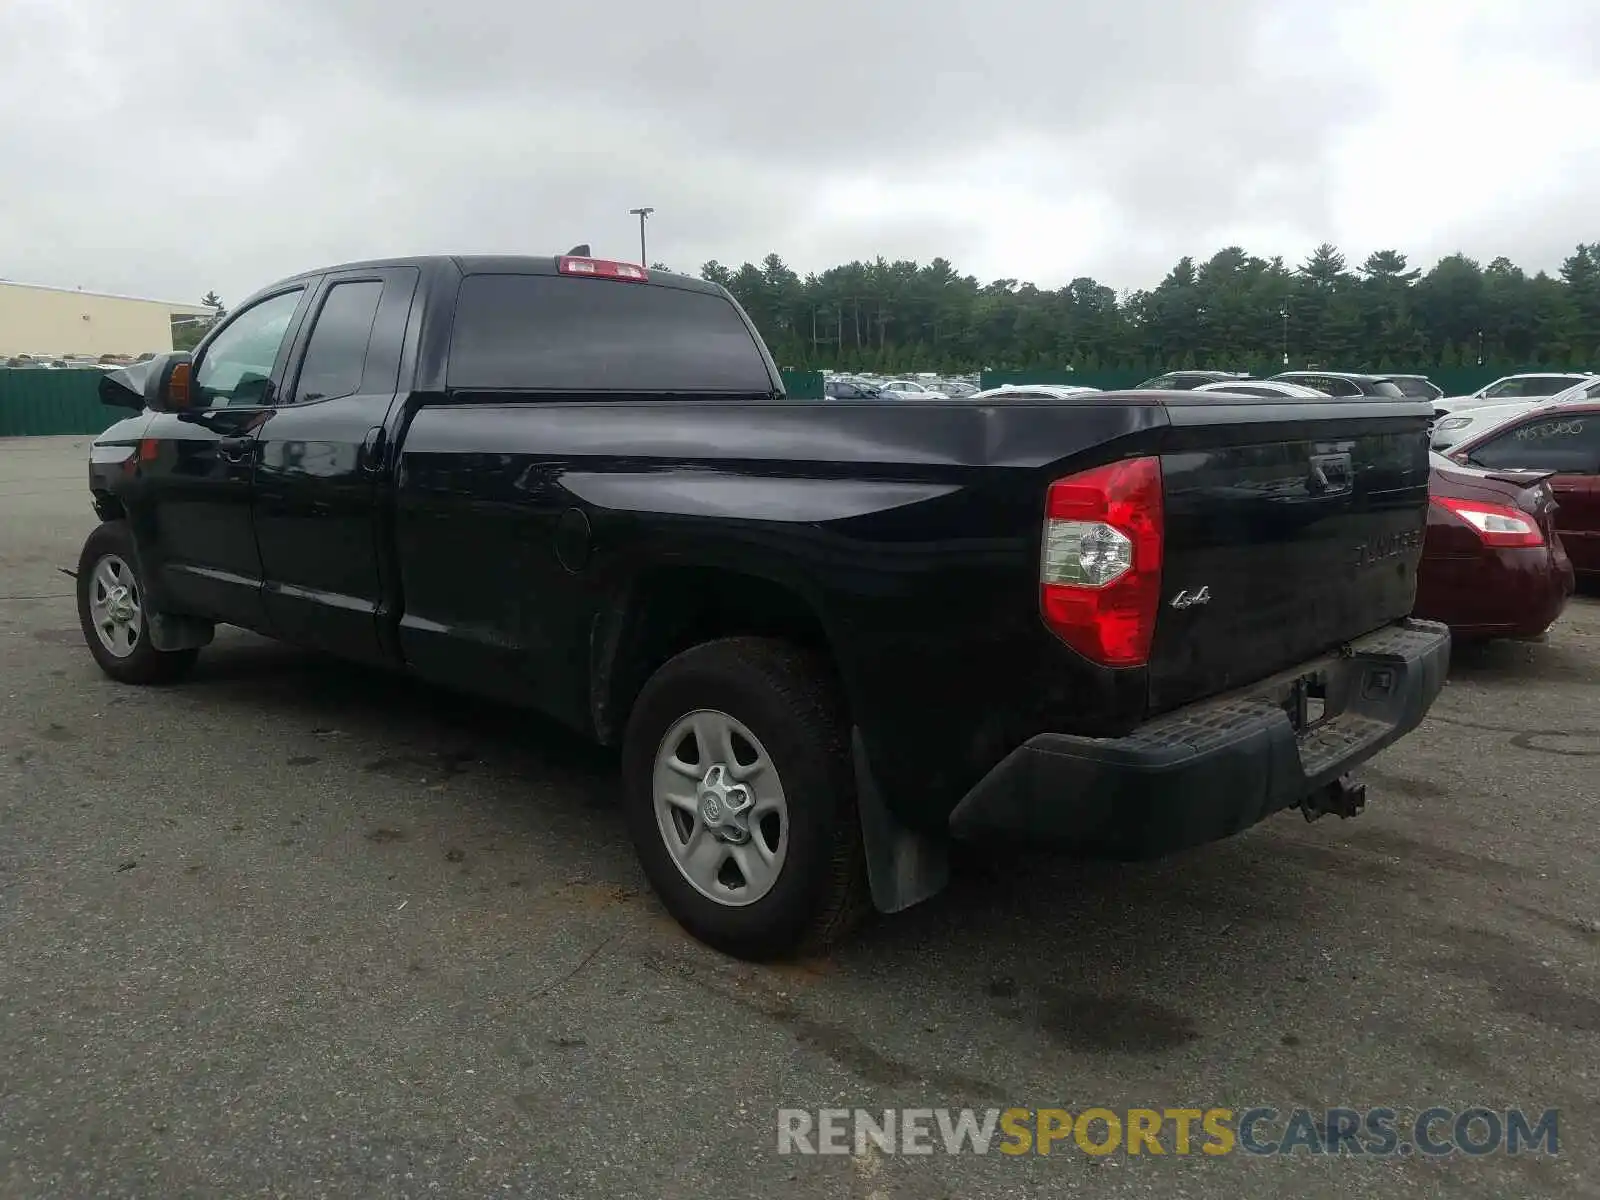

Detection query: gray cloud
xmin=1 ymin=0 xmax=1596 ymax=306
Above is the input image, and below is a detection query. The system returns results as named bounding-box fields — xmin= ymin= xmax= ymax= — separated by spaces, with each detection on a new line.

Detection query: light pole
xmin=629 ymin=207 xmax=654 ymax=266
xmin=1281 ymin=304 xmax=1289 ymax=366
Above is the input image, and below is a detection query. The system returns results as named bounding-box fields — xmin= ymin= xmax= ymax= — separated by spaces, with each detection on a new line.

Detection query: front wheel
xmin=76 ymin=521 xmax=199 ymax=684
xmin=621 ymin=637 xmax=867 ymax=960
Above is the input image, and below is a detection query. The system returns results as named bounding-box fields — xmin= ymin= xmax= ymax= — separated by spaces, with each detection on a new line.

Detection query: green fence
xmin=779 ymin=369 xmax=824 ymax=399
xmin=0 ymin=367 xmax=831 ymax=436
xmin=9 ymin=363 xmax=1570 ymax=436
xmin=0 ymin=370 xmax=119 ymax=438
xmin=979 ymin=366 xmax=1588 ymax=394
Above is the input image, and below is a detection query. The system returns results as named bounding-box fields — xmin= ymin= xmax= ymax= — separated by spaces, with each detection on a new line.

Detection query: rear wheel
xmin=76 ymin=521 xmax=199 ymax=684
xmin=621 ymin=637 xmax=867 ymax=959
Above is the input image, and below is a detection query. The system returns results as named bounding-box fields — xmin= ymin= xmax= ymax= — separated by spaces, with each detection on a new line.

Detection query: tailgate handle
xmin=1308 ymin=452 xmax=1353 ymax=496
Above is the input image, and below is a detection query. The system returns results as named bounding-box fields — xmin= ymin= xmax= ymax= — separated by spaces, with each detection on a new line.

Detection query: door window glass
xmin=293 ymin=281 xmax=384 ymax=403
xmin=193 ymin=290 xmax=304 ymax=408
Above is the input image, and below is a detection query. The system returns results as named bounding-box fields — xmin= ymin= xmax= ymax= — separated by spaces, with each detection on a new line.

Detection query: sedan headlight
xmin=1433 ymin=416 xmax=1472 ymax=431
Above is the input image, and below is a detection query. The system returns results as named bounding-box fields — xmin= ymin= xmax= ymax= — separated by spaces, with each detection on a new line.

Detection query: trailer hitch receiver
xmin=1301 ymin=774 xmax=1367 ymax=822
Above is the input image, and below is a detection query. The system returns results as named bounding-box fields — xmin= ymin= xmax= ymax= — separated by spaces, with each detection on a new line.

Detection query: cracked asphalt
xmin=2 ymin=435 xmax=1597 ymax=1198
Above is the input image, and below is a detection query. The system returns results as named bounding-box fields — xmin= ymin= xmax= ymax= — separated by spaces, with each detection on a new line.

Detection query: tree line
xmin=691 ymin=243 xmax=1600 ymax=375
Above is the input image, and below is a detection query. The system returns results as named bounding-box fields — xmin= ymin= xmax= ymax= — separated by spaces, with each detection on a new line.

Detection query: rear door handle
xmin=217 ymin=436 xmax=254 ymax=464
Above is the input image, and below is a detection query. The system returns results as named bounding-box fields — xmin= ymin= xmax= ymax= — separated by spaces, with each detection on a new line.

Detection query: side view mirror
xmin=144 ymin=352 xmax=195 ymax=412
xmin=97 ymin=361 xmax=150 ymax=410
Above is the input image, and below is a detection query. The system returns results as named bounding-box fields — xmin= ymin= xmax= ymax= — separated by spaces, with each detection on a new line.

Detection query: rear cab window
xmin=447 ymin=273 xmax=776 ymax=394
xmin=1367 ymin=380 xmax=1406 ymax=398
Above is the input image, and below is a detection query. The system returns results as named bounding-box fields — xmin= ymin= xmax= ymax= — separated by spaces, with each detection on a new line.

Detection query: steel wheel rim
xmin=87 ymin=553 xmax=143 ymax=659
xmin=652 ymin=709 xmax=789 ymax=907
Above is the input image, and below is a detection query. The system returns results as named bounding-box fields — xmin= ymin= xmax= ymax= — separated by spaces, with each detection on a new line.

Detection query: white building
xmin=0 ymin=280 xmax=215 ymax=358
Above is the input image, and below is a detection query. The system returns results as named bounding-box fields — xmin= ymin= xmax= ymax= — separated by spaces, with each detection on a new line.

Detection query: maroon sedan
xmin=1413 ymin=452 xmax=1574 ymax=640
xmin=1445 ymin=400 xmax=1600 ymax=583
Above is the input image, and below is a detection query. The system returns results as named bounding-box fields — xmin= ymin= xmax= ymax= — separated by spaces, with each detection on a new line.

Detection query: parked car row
xmin=940 ymin=368 xmax=1594 ymax=641
xmin=820 ymin=372 xmax=982 ymax=400
xmin=1430 ymin=375 xmax=1600 ymax=449
xmin=800 ymin=364 xmax=1586 ymax=646
xmin=4 ymin=352 xmax=157 ymax=370
xmin=1181 ymin=375 xmax=1594 ymax=640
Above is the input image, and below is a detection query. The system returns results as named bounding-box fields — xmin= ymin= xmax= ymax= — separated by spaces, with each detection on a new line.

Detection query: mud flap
xmin=147 ymin=612 xmax=215 ymax=652
xmin=851 ymin=728 xmax=949 ymax=913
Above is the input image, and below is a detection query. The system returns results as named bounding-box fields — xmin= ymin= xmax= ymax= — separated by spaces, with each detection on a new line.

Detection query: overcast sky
xmin=2 ymin=0 xmax=1596 ymax=305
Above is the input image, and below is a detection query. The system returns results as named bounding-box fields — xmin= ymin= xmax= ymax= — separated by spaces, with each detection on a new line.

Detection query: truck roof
xmin=270 ymin=255 xmax=723 ymax=297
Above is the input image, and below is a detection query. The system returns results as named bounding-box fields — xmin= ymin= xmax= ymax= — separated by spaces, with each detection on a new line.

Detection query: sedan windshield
xmin=1482 ymin=376 xmax=1582 ymax=399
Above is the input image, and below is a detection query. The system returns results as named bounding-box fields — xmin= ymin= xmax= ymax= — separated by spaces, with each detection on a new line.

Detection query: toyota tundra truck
xmin=80 ymin=253 xmax=1449 ymax=958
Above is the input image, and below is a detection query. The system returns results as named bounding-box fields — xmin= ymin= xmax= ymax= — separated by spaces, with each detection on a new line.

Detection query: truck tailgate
xmin=1148 ymin=395 xmax=1432 ymax=714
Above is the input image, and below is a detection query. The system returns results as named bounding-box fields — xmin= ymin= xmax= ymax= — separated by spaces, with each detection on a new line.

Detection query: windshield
xmin=1481 ymin=376 xmax=1582 ymax=399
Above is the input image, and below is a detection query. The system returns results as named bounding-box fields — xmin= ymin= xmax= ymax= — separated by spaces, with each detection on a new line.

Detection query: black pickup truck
xmin=81 ymin=254 xmax=1449 ymax=958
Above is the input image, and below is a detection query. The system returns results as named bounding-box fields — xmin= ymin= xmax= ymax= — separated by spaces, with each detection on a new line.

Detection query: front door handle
xmin=216 ymin=436 xmax=254 ymax=464
xmin=360 ymin=426 xmax=386 ymax=473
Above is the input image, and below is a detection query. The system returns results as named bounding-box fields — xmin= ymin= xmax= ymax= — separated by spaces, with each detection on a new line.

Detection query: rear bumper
xmin=948 ymin=619 xmax=1451 ymax=857
xmin=1413 ymin=544 xmax=1572 ymax=639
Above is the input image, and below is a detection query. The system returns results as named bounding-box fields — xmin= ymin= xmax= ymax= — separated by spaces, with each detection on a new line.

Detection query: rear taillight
xmin=1432 ymin=495 xmax=1544 ymax=547
xmin=558 ymin=256 xmax=649 ymax=282
xmin=1039 ymin=456 xmax=1164 ymax=667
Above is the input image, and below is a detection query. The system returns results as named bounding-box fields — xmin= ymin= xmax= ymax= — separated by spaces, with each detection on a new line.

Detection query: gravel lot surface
xmin=2 ymin=435 xmax=1596 ymax=1198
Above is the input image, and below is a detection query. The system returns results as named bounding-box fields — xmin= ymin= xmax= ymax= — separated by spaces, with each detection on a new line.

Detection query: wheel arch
xmin=589 ymin=565 xmax=851 ymax=749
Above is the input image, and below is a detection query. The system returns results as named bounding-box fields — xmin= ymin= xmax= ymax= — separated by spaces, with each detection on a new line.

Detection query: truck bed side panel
xmin=390 ymin=397 xmax=1166 ymax=823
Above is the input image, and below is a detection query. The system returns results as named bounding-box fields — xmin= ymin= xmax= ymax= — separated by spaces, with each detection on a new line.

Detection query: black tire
xmin=76 ymin=521 xmax=199 ymax=685
xmin=621 ymin=637 xmax=868 ymax=960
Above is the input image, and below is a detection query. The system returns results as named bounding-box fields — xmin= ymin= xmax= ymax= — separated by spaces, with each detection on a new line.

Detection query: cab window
xmin=192 ymin=290 xmax=305 ymax=408
xmin=291 ymin=281 xmax=384 ymax=403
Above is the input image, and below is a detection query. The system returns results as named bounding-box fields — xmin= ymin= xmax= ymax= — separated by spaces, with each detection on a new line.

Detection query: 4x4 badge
xmin=1169 ymin=586 xmax=1212 ymax=609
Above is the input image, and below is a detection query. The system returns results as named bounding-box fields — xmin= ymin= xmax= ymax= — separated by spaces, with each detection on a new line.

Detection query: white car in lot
xmin=1432 ymin=372 xmax=1592 ymax=417
xmin=1430 ymin=374 xmax=1600 ymax=449
xmin=877 ymin=378 xmax=950 ymax=400
xmin=1192 ymin=380 xmax=1331 ymax=399
xmin=968 ymin=384 xmax=1102 ymax=400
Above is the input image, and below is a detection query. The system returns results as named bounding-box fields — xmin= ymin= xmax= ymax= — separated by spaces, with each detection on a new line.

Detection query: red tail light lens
xmin=1040 ymin=456 xmax=1164 ymax=666
xmin=1432 ymin=495 xmax=1543 ymax=547
xmin=557 ymin=256 xmax=649 ymax=282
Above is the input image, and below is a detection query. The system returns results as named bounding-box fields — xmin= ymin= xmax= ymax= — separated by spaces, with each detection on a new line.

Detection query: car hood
xmin=1433 ymin=395 xmax=1498 ymax=414
xmin=1430 ymin=401 xmax=1536 ymax=448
